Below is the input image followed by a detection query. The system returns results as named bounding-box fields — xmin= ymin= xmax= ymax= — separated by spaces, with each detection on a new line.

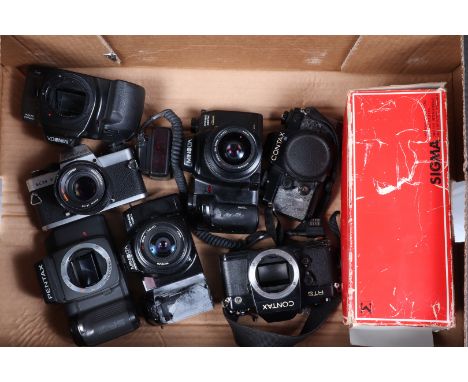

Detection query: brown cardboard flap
xmin=2 ymin=36 xmax=119 ymax=68
xmin=104 ymin=35 xmax=358 ymax=70
xmin=342 ymin=36 xmax=461 ymax=74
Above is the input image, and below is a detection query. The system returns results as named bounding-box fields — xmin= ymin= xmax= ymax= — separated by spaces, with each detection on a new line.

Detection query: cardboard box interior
xmin=0 ymin=36 xmax=465 ymax=346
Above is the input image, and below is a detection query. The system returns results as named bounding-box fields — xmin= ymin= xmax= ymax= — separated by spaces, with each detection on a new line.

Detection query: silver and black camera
xmin=26 ymin=144 xmax=147 ymax=231
xmin=35 ymin=215 xmax=140 ymax=346
xmin=263 ymin=107 xmax=339 ymax=221
xmin=121 ymin=194 xmax=214 ymax=325
xmin=221 ymin=240 xmax=339 ymax=322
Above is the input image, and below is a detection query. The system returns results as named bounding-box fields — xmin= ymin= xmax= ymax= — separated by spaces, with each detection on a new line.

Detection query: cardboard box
xmin=341 ymin=85 xmax=454 ymax=332
xmin=0 ymin=36 xmax=465 ymax=346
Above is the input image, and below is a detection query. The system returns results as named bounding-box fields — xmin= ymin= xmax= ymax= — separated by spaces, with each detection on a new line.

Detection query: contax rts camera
xmin=121 ymin=194 xmax=214 ymax=325
xmin=183 ymin=110 xmax=263 ymax=234
xmin=35 ymin=215 xmax=140 ymax=346
xmin=221 ymin=240 xmax=339 ymax=322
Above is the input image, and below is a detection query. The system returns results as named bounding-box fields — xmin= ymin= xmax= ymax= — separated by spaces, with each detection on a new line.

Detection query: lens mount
xmin=40 ymin=72 xmax=95 ymax=139
xmin=248 ymin=249 xmax=300 ymax=300
xmin=55 ymin=161 xmax=111 ymax=215
xmin=204 ymin=126 xmax=261 ymax=182
xmin=134 ymin=220 xmax=192 ymax=275
xmin=60 ymin=243 xmax=112 ymax=294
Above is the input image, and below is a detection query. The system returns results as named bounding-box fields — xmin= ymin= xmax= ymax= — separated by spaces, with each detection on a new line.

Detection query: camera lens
xmin=56 ymin=161 xmax=111 ymax=215
xmin=136 ymin=221 xmax=192 ymax=274
xmin=218 ymin=132 xmax=252 ymax=166
xmin=72 ymin=176 xmax=97 ymax=201
xmin=148 ymin=233 xmax=177 ymax=258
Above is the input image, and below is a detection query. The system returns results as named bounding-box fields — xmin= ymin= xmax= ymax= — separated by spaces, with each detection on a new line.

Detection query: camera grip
xmin=70 ymin=299 xmax=139 ymax=346
xmin=206 ymin=203 xmax=259 ymax=234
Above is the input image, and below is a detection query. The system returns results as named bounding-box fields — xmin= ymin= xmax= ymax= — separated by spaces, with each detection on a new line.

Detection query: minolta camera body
xmin=22 ymin=66 xmax=145 ymax=146
xmin=183 ymin=110 xmax=263 ymax=234
xmin=121 ymin=194 xmax=214 ymax=325
xmin=35 ymin=215 xmax=140 ymax=346
xmin=221 ymin=240 xmax=339 ymax=322
xmin=26 ymin=144 xmax=147 ymax=231
xmin=263 ymin=107 xmax=339 ymax=221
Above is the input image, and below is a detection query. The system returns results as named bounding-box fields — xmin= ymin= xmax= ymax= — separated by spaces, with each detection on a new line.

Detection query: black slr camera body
xmin=221 ymin=240 xmax=339 ymax=322
xmin=121 ymin=194 xmax=214 ymax=325
xmin=22 ymin=66 xmax=145 ymax=146
xmin=26 ymin=144 xmax=147 ymax=231
xmin=35 ymin=215 xmax=140 ymax=346
xmin=183 ymin=110 xmax=263 ymax=234
xmin=263 ymin=107 xmax=339 ymax=221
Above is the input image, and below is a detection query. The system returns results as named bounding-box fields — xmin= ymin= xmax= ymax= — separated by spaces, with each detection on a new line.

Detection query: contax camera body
xmin=183 ymin=110 xmax=263 ymax=234
xmin=26 ymin=144 xmax=147 ymax=231
xmin=221 ymin=240 xmax=339 ymax=322
xmin=121 ymin=194 xmax=214 ymax=325
xmin=22 ymin=66 xmax=145 ymax=146
xmin=263 ymin=107 xmax=339 ymax=221
xmin=35 ymin=215 xmax=140 ymax=346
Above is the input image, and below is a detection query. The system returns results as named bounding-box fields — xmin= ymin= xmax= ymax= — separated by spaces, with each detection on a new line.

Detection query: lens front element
xmin=148 ymin=233 xmax=177 ymax=258
xmin=218 ymin=132 xmax=252 ymax=166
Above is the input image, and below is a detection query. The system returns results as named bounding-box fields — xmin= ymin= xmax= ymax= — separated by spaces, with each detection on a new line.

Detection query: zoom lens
xmin=218 ymin=132 xmax=252 ymax=166
xmin=136 ymin=221 xmax=192 ymax=274
xmin=208 ymin=127 xmax=260 ymax=181
xmin=56 ymin=161 xmax=111 ymax=215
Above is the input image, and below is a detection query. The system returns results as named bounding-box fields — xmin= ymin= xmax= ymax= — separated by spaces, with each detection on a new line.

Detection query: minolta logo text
xmin=37 ymin=263 xmax=54 ymax=301
xmin=47 ymin=136 xmax=71 ymax=145
xmin=270 ymin=132 xmax=286 ymax=162
xmin=184 ymin=138 xmax=193 ymax=167
xmin=262 ymin=300 xmax=295 ymax=310
xmin=126 ymin=213 xmax=135 ymax=229
xmin=124 ymin=244 xmax=138 ymax=271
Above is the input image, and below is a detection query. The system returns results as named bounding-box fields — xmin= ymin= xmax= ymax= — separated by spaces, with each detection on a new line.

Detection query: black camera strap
xmin=224 ymin=294 xmax=341 ymax=347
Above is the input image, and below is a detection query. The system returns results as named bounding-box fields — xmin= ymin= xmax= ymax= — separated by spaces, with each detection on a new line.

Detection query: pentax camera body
xmin=221 ymin=240 xmax=339 ymax=323
xmin=183 ymin=110 xmax=263 ymax=234
xmin=35 ymin=215 xmax=140 ymax=346
xmin=263 ymin=107 xmax=339 ymax=221
xmin=26 ymin=144 xmax=147 ymax=231
xmin=22 ymin=66 xmax=145 ymax=146
xmin=121 ymin=194 xmax=214 ymax=325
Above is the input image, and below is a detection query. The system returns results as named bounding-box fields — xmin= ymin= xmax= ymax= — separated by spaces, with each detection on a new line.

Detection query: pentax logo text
xmin=37 ymin=264 xmax=54 ymax=301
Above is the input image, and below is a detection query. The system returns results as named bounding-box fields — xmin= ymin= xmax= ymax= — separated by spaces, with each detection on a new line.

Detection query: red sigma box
xmin=341 ymin=84 xmax=454 ymax=329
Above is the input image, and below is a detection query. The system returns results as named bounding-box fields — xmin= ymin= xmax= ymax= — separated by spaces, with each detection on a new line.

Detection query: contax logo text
xmin=270 ymin=132 xmax=286 ymax=162
xmin=262 ymin=300 xmax=294 ymax=310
